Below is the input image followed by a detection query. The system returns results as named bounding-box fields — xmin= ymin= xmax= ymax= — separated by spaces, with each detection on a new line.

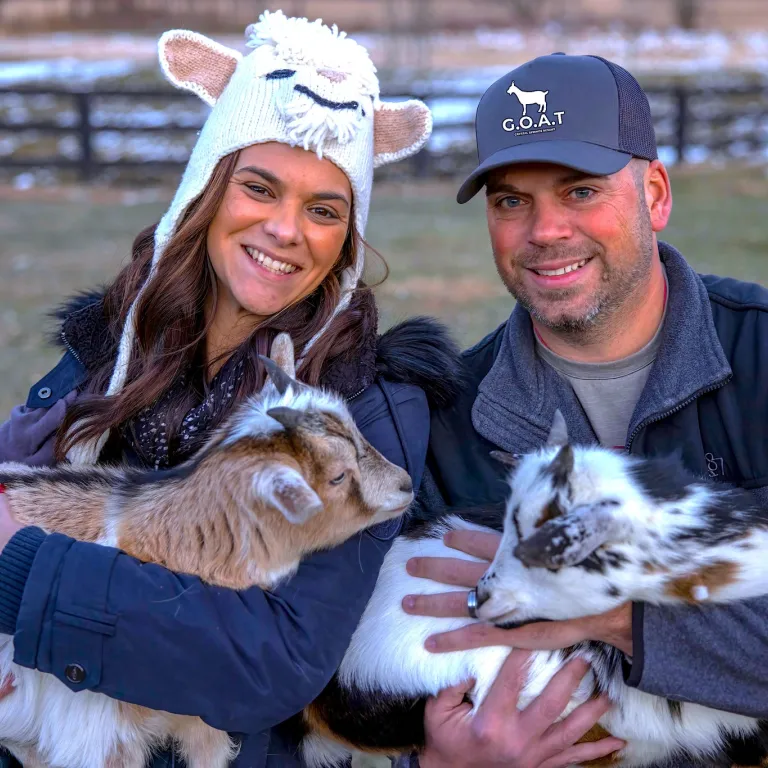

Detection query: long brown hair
xmin=56 ymin=150 xmax=378 ymax=461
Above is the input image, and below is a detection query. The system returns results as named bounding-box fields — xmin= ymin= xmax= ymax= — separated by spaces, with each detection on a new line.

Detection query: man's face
xmin=485 ymin=161 xmax=655 ymax=334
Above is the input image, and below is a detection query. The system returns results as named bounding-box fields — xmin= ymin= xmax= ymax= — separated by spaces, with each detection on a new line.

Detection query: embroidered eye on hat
xmin=456 ymin=52 xmax=657 ymax=203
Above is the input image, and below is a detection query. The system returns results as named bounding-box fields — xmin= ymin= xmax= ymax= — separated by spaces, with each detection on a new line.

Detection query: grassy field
xmin=1 ymin=166 xmax=767 ymax=418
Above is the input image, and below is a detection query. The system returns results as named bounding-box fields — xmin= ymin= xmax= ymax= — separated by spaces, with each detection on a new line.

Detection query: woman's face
xmin=206 ymin=142 xmax=353 ymax=323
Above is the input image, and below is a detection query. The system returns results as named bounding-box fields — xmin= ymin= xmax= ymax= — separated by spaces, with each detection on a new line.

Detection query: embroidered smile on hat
xmin=457 ymin=53 xmax=657 ymax=203
xmin=68 ymin=9 xmax=432 ymax=465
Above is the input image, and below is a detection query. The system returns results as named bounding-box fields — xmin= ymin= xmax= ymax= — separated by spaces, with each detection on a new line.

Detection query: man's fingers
xmin=475 ymin=648 xmax=531 ymax=716
xmin=499 ymin=617 xmax=590 ymax=651
xmin=443 ymin=529 xmax=501 ymax=561
xmin=406 ymin=556 xmax=488 ymax=587
xmin=540 ymin=693 xmax=613 ymax=754
xmin=538 ymin=738 xmax=626 ymax=768
xmin=427 ymin=677 xmax=475 ymax=717
xmin=403 ymin=591 xmax=470 ymax=618
xmin=519 ymin=657 xmax=592 ymax=737
xmin=425 ymin=622 xmax=516 ymax=652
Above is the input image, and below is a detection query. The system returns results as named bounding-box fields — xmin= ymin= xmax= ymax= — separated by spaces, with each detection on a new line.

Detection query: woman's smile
xmin=241 ymin=244 xmax=301 ymax=277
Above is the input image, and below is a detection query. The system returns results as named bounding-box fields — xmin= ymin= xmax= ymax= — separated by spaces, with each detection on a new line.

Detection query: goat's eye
xmin=329 ymin=472 xmax=346 ymax=486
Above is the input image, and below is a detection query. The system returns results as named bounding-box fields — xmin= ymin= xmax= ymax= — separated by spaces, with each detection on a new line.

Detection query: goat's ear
xmin=270 ymin=332 xmax=297 ymax=378
xmin=548 ymin=444 xmax=574 ymax=490
xmin=254 ymin=465 xmax=323 ymax=524
xmin=546 ymin=409 xmax=569 ymax=447
xmin=267 ymin=406 xmax=305 ymax=431
xmin=490 ymin=450 xmax=520 ymax=469
xmin=259 ymin=356 xmax=296 ymax=396
xmin=513 ymin=501 xmax=623 ymax=569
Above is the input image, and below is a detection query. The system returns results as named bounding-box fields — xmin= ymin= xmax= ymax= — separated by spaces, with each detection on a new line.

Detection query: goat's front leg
xmin=172 ymin=716 xmax=238 ymax=768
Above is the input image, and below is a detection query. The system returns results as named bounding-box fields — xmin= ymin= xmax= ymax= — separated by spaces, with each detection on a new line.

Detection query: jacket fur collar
xmin=53 ymin=288 xmax=463 ymax=408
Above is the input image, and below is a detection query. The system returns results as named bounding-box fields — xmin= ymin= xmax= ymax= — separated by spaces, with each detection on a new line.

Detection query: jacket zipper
xmin=626 ymin=376 xmax=731 ymax=454
xmin=61 ymin=330 xmax=85 ymax=366
xmin=346 ymin=386 xmax=366 ymax=402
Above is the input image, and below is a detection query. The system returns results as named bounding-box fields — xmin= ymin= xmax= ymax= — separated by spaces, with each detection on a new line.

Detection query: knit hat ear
xmin=158 ymin=30 xmax=242 ymax=106
xmin=373 ymin=100 xmax=433 ymax=168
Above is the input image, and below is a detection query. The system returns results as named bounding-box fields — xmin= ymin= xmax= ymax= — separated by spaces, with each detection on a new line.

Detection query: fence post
xmin=75 ymin=91 xmax=93 ymax=182
xmin=675 ymin=87 xmax=689 ymax=165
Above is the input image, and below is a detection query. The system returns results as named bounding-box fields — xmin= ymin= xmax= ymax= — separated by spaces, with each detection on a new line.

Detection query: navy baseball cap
xmin=457 ymin=53 xmax=657 ymax=203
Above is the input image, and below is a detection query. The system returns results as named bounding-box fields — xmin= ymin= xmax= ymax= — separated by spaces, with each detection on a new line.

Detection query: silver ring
xmin=467 ymin=588 xmax=479 ymax=619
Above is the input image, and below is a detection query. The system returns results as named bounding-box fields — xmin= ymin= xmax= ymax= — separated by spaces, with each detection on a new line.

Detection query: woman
xmin=0 ymin=11 xmax=455 ymax=767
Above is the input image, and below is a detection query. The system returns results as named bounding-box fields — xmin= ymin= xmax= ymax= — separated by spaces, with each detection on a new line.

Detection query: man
xmin=402 ymin=52 xmax=768 ymax=767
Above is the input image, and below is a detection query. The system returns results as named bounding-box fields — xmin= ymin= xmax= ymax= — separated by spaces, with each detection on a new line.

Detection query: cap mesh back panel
xmin=591 ymin=56 xmax=658 ymax=160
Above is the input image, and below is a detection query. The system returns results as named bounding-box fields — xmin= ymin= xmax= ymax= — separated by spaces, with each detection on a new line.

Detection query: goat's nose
xmin=399 ymin=477 xmax=413 ymax=494
xmin=475 ymin=580 xmax=492 ymax=608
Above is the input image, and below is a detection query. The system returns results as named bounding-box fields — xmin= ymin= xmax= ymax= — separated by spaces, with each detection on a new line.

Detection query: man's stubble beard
xmin=496 ymin=205 xmax=655 ymax=344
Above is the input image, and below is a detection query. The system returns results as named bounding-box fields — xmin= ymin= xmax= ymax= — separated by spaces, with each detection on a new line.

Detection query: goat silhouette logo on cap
xmin=506 ymin=81 xmax=549 ymax=115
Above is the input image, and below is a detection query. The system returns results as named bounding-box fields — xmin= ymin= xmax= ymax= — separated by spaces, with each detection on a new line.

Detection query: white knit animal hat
xmin=68 ymin=9 xmax=432 ymax=465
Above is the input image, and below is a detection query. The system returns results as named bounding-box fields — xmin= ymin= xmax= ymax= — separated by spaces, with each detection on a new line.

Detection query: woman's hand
xmin=0 ymin=490 xmax=22 ymax=556
xmin=420 ymin=650 xmax=625 ymax=768
xmin=402 ymin=529 xmax=633 ymax=656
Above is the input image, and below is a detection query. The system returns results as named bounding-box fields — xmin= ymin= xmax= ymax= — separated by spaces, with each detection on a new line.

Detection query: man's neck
xmin=533 ymin=257 xmax=667 ymax=364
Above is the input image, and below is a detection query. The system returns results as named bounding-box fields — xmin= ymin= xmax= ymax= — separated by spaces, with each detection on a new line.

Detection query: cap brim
xmin=456 ymin=141 xmax=633 ymax=204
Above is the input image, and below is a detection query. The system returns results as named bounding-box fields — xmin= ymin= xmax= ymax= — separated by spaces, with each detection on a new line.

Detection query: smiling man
xmin=402 ymin=53 xmax=768 ymax=767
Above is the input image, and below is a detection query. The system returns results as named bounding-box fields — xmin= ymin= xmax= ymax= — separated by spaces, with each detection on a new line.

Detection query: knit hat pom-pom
xmin=244 ymin=9 xmax=379 ymax=155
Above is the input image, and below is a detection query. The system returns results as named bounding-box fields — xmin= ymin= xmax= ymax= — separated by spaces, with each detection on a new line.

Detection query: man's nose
xmin=529 ymin=201 xmax=573 ymax=246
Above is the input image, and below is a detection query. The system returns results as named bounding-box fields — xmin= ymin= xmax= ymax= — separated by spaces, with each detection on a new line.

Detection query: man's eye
xmin=499 ymin=196 xmax=522 ymax=209
xmin=571 ymin=188 xmax=594 ymax=200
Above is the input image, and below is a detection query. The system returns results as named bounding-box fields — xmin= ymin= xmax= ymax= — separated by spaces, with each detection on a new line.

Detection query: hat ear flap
xmin=158 ymin=30 xmax=242 ymax=106
xmin=373 ymin=100 xmax=433 ymax=168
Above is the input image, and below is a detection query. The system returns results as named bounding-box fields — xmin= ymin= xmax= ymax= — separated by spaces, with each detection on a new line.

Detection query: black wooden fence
xmin=1 ymin=84 xmax=767 ymax=182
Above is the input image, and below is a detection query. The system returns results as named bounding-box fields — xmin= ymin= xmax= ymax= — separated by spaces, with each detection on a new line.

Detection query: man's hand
xmin=402 ymin=529 xmax=633 ymax=656
xmin=420 ymin=650 xmax=625 ymax=768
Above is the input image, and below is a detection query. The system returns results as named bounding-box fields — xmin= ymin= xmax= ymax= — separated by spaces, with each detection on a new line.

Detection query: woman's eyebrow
xmin=311 ymin=191 xmax=350 ymax=208
xmin=235 ymin=166 xmax=281 ymax=186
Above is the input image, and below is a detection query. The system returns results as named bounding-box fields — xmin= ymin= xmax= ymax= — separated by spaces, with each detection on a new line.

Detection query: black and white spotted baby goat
xmin=301 ymin=411 xmax=768 ymax=767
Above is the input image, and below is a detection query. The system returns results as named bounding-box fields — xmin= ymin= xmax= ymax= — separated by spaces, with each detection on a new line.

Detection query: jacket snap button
xmin=37 ymin=387 xmax=52 ymax=399
xmin=64 ymin=663 xmax=86 ymax=684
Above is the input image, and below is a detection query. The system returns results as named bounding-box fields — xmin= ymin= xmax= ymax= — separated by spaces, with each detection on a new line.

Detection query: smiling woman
xmin=0 ymin=10 xmax=449 ymax=768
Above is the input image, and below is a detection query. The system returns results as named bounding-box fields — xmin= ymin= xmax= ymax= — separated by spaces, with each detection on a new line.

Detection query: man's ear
xmin=645 ymin=159 xmax=672 ymax=233
xmin=253 ymin=465 xmax=324 ymax=524
xmin=158 ymin=30 xmax=242 ymax=106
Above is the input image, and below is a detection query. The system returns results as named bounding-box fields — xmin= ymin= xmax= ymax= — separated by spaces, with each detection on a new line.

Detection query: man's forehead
xmin=485 ymin=163 xmax=616 ymax=191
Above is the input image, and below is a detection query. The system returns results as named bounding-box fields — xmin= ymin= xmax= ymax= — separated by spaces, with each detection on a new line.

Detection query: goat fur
xmin=0 ymin=333 xmax=414 ymax=768
xmin=302 ymin=412 xmax=768 ymax=768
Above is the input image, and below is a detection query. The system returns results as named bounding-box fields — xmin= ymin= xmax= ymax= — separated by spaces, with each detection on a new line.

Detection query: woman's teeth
xmin=534 ymin=258 xmax=589 ymax=276
xmin=244 ymin=246 xmax=298 ymax=274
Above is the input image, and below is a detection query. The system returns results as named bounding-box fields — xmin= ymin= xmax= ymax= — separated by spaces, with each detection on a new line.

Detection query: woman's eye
xmin=329 ymin=472 xmax=346 ymax=486
xmin=245 ymin=183 xmax=271 ymax=196
xmin=310 ymin=207 xmax=338 ymax=220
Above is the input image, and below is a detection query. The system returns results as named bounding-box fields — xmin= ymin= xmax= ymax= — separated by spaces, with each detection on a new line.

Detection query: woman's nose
xmin=262 ymin=204 xmax=303 ymax=247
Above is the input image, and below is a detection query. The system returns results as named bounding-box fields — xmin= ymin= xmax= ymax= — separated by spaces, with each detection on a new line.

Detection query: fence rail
xmin=1 ymin=85 xmax=767 ymax=182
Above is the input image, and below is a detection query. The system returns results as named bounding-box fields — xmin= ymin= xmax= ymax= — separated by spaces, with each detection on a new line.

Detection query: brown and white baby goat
xmin=302 ymin=411 xmax=768 ymax=768
xmin=0 ymin=333 xmax=414 ymax=768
